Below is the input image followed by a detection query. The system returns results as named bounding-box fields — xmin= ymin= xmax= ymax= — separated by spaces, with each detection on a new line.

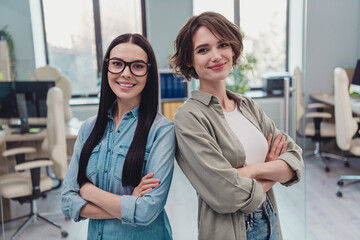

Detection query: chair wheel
xmin=344 ymin=161 xmax=350 ymax=167
xmin=61 ymin=231 xmax=68 ymax=238
xmin=337 ymin=180 xmax=344 ymax=186
xmin=324 ymin=166 xmax=330 ymax=172
xmin=336 ymin=191 xmax=343 ymax=197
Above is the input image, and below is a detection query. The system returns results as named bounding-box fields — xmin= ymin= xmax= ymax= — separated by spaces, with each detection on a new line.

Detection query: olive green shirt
xmin=174 ymin=90 xmax=304 ymax=240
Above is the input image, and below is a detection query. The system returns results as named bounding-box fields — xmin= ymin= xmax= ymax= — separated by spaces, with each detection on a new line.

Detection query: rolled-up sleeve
xmin=120 ymin=123 xmax=175 ymax=226
xmin=61 ymin=125 xmax=88 ymax=222
xmin=174 ymin=110 xmax=264 ymax=214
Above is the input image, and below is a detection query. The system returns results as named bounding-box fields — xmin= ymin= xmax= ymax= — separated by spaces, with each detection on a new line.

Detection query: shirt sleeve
xmin=247 ymin=97 xmax=305 ymax=186
xmin=174 ymin=110 xmax=264 ymax=214
xmin=120 ymin=123 xmax=175 ymax=226
xmin=61 ymin=124 xmax=88 ymax=222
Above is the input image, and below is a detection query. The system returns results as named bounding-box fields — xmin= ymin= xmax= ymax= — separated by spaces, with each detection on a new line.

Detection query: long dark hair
xmin=77 ymin=33 xmax=159 ymax=187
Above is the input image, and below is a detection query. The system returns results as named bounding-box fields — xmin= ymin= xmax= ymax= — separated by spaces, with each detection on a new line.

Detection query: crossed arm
xmin=236 ymin=133 xmax=296 ymax=193
xmin=78 ymin=173 xmax=160 ymax=220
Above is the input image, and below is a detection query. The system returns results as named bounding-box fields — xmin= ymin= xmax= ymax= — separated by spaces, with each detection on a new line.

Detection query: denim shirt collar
xmin=107 ymin=101 xmax=140 ymax=121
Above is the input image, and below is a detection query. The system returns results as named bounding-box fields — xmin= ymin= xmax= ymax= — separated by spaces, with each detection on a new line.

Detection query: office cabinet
xmin=159 ymin=69 xmax=189 ymax=121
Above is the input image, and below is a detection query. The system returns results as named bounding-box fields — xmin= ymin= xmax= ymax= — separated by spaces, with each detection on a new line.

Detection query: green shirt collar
xmin=190 ymin=90 xmax=243 ymax=107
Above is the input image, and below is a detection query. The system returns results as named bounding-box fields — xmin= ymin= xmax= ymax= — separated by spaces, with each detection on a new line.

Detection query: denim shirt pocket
xmin=113 ymin=146 xmax=150 ymax=182
xmin=86 ymin=143 xmax=101 ymax=182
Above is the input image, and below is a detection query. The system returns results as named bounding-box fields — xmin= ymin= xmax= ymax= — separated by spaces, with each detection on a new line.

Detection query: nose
xmin=121 ymin=64 xmax=132 ymax=78
xmin=211 ymin=49 xmax=222 ymax=62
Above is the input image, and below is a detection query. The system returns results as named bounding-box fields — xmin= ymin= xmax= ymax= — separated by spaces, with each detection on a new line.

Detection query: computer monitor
xmin=352 ymin=59 xmax=360 ymax=86
xmin=0 ymin=81 xmax=55 ymax=131
xmin=350 ymin=60 xmax=360 ymax=96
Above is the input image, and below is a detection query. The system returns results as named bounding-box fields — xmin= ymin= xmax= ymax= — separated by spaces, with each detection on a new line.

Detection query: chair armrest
xmin=305 ymin=112 xmax=332 ymax=119
xmin=307 ymin=103 xmax=332 ymax=110
xmin=14 ymin=160 xmax=53 ymax=171
xmin=2 ymin=147 xmax=36 ymax=158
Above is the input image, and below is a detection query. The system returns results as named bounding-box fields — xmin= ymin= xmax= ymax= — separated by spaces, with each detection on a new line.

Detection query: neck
xmin=199 ymin=79 xmax=235 ymax=112
xmin=113 ymin=97 xmax=140 ymax=127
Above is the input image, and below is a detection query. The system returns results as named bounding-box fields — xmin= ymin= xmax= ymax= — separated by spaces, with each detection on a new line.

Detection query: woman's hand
xmin=265 ymin=133 xmax=287 ymax=162
xmin=132 ymin=172 xmax=160 ymax=197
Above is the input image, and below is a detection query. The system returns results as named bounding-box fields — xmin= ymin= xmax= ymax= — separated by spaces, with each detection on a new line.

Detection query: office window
xmin=42 ymin=0 xmax=143 ymax=96
xmin=240 ymin=0 xmax=287 ymax=87
xmin=193 ymin=0 xmax=234 ymax=22
xmin=100 ymin=0 xmax=142 ymax=52
xmin=193 ymin=0 xmax=288 ymax=88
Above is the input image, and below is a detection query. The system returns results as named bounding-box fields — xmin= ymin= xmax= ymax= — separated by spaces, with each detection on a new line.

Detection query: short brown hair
xmin=170 ymin=11 xmax=243 ymax=81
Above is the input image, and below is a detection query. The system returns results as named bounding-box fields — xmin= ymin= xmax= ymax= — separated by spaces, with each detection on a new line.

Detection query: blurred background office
xmin=0 ymin=0 xmax=359 ymax=239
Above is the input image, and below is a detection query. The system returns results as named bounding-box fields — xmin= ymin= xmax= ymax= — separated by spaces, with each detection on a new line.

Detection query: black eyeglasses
xmin=106 ymin=58 xmax=151 ymax=77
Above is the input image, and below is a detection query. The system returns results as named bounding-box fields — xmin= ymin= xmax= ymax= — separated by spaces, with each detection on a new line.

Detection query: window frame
xmin=39 ymin=0 xmax=146 ymax=97
xmin=234 ymin=0 xmax=289 ymax=73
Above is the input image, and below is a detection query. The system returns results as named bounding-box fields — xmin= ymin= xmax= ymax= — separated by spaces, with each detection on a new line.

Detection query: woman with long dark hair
xmin=61 ymin=33 xmax=175 ymax=240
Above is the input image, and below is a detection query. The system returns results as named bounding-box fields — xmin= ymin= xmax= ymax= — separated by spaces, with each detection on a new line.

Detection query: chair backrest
xmin=294 ymin=67 xmax=305 ymax=132
xmin=32 ymin=66 xmax=73 ymax=122
xmin=43 ymin=87 xmax=68 ymax=180
xmin=334 ymin=67 xmax=358 ymax=151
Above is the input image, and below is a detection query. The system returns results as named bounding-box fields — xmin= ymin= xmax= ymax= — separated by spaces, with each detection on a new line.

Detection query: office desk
xmin=0 ymin=119 xmax=82 ymax=221
xmin=310 ymin=93 xmax=360 ymax=115
xmin=0 ymin=119 xmax=81 ymax=159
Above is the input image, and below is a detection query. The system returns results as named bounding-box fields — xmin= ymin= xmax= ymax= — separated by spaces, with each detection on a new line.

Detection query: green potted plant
xmin=226 ymin=53 xmax=256 ymax=94
xmin=0 ymin=26 xmax=16 ymax=80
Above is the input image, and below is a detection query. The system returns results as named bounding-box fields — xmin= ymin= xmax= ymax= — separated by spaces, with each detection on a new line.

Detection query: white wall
xmin=0 ymin=0 xmax=36 ymax=80
xmin=304 ymin=0 xmax=360 ymax=95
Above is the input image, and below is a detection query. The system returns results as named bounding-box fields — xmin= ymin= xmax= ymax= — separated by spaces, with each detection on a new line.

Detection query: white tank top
xmin=223 ymin=106 xmax=268 ymax=165
xmin=224 ymin=104 xmax=268 ymax=206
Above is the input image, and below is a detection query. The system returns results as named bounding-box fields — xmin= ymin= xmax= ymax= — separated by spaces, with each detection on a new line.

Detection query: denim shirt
xmin=61 ymin=105 xmax=175 ymax=240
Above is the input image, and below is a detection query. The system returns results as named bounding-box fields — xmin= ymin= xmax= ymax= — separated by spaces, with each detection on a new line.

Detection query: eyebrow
xmin=109 ymin=57 xmax=147 ymax=63
xmin=194 ymin=40 xmax=225 ymax=51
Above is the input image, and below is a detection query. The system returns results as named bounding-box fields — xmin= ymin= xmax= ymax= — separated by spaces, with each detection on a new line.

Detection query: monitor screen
xmin=0 ymin=81 xmax=55 ymax=118
xmin=352 ymin=59 xmax=360 ymax=86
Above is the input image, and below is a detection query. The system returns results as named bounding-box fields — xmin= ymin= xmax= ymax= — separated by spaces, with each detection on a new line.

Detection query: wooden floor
xmin=1 ymin=144 xmax=360 ymax=240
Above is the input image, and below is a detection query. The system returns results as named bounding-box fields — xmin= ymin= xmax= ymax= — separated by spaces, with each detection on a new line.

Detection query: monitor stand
xmin=12 ymin=93 xmax=30 ymax=134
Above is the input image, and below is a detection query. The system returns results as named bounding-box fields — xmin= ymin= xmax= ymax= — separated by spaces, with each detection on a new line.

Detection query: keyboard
xmin=8 ymin=123 xmax=46 ymax=129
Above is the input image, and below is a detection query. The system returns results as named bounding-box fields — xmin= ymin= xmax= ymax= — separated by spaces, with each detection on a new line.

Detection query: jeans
xmin=245 ymin=197 xmax=279 ymax=240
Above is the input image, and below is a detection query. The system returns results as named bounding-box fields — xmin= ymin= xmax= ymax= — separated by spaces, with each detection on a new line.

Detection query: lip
xmin=208 ymin=62 xmax=226 ymax=70
xmin=116 ymin=81 xmax=136 ymax=90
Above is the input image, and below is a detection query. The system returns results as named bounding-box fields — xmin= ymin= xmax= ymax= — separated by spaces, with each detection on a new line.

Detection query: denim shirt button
xmin=127 ymin=113 xmax=130 ymax=116
xmin=110 ymin=129 xmax=113 ymax=132
xmin=117 ymin=130 xmax=120 ymax=133
xmin=108 ymin=148 xmax=111 ymax=152
xmin=104 ymin=169 xmax=107 ymax=173
xmin=98 ymin=232 xmax=101 ymax=236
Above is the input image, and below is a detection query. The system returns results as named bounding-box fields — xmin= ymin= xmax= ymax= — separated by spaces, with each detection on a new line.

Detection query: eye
xmin=219 ymin=42 xmax=230 ymax=48
xmin=133 ymin=63 xmax=145 ymax=69
xmin=111 ymin=60 xmax=123 ymax=67
xmin=197 ymin=48 xmax=208 ymax=54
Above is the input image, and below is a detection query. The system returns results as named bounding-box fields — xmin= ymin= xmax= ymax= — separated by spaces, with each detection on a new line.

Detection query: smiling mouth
xmin=117 ymin=82 xmax=136 ymax=88
xmin=209 ymin=63 xmax=226 ymax=70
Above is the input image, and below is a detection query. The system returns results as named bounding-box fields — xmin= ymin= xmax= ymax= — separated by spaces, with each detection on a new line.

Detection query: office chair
xmin=0 ymin=87 xmax=69 ymax=239
xmin=32 ymin=65 xmax=73 ymax=122
xmin=294 ymin=67 xmax=338 ymax=172
xmin=333 ymin=67 xmax=360 ymax=197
